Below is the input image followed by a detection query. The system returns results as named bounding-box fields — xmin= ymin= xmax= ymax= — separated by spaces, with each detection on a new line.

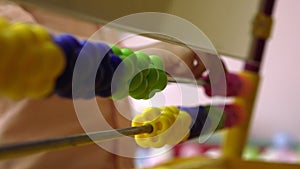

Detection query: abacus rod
xmin=0 ymin=125 xmax=153 ymax=160
xmin=167 ymin=76 xmax=208 ymax=86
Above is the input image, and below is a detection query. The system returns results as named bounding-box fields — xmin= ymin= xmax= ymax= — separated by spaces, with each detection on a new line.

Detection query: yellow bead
xmin=141 ymin=107 xmax=161 ymax=121
xmin=166 ymin=111 xmax=191 ymax=145
xmin=162 ymin=106 xmax=179 ymax=115
xmin=132 ymin=106 xmax=192 ymax=148
xmin=0 ymin=18 xmax=9 ymax=30
xmin=0 ymin=29 xmax=21 ymax=93
xmin=0 ymin=89 xmax=24 ymax=100
xmin=31 ymin=25 xmax=52 ymax=43
xmin=4 ymin=84 xmax=26 ymax=100
xmin=26 ymin=79 xmax=54 ymax=99
xmin=39 ymin=42 xmax=66 ymax=77
xmin=0 ymin=29 xmax=20 ymax=63
xmin=10 ymin=23 xmax=36 ymax=45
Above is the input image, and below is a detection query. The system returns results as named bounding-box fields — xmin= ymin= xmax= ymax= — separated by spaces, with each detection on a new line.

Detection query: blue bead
xmin=178 ymin=106 xmax=208 ymax=139
xmin=54 ymin=36 xmax=125 ymax=99
xmin=96 ymin=87 xmax=111 ymax=97
xmin=110 ymin=54 xmax=122 ymax=69
xmin=54 ymin=34 xmax=82 ymax=98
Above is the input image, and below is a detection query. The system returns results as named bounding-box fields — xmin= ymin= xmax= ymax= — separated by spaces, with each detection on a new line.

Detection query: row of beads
xmin=131 ymin=103 xmax=246 ymax=148
xmin=53 ymin=34 xmax=122 ymax=99
xmin=54 ymin=35 xmax=168 ymax=100
xmin=179 ymin=103 xmax=247 ymax=139
xmin=0 ymin=18 xmax=65 ymax=100
xmin=132 ymin=106 xmax=191 ymax=148
xmin=0 ymin=18 xmax=168 ymax=100
xmin=110 ymin=45 xmax=167 ymax=100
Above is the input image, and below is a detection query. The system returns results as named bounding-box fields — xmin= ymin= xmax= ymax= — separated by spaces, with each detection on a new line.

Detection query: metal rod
xmin=0 ymin=125 xmax=153 ymax=160
xmin=167 ymin=76 xmax=208 ymax=86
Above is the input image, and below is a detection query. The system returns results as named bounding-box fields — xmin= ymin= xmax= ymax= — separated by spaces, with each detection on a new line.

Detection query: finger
xmin=191 ymin=63 xmax=206 ymax=79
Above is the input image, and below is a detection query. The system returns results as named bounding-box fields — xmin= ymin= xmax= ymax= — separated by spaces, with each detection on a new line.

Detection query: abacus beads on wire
xmin=0 ymin=18 xmax=65 ymax=100
xmin=53 ymin=35 xmax=167 ymax=100
xmin=132 ymin=106 xmax=192 ymax=148
xmin=131 ymin=103 xmax=246 ymax=148
xmin=110 ymin=45 xmax=167 ymax=100
xmin=0 ymin=18 xmax=168 ymax=100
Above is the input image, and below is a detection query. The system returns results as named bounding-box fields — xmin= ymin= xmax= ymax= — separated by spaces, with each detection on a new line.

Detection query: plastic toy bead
xmin=152 ymin=70 xmax=168 ymax=91
xmin=54 ymin=34 xmax=82 ymax=98
xmin=132 ymin=106 xmax=192 ymax=148
xmin=129 ymin=72 xmax=144 ymax=92
xmin=129 ymin=78 xmax=149 ymax=99
xmin=135 ymin=51 xmax=151 ymax=70
xmin=10 ymin=23 xmax=36 ymax=45
xmin=179 ymin=106 xmax=207 ymax=139
xmin=110 ymin=45 xmax=168 ymax=100
xmin=179 ymin=103 xmax=247 ymax=139
xmin=146 ymin=68 xmax=160 ymax=88
xmin=149 ymin=55 xmax=165 ymax=70
xmin=0 ymin=30 xmax=18 ymax=84
xmin=203 ymin=72 xmax=243 ymax=97
xmin=204 ymin=106 xmax=225 ymax=131
xmin=40 ymin=42 xmax=66 ymax=77
xmin=30 ymin=25 xmax=52 ymax=43
xmin=0 ymin=18 xmax=9 ymax=33
xmin=0 ymin=21 xmax=65 ymax=100
xmin=120 ymin=48 xmax=134 ymax=57
xmin=110 ymin=45 xmax=122 ymax=56
xmin=223 ymin=103 xmax=247 ymax=127
xmin=121 ymin=55 xmax=137 ymax=79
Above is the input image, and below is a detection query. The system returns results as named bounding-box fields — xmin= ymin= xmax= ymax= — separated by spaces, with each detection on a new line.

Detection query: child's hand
xmin=0 ymin=2 xmax=36 ymax=23
xmin=134 ymin=41 xmax=206 ymax=79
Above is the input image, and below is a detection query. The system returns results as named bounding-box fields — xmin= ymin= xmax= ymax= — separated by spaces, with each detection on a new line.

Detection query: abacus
xmin=1 ymin=0 xmax=300 ymax=169
xmin=0 ymin=17 xmax=246 ymax=158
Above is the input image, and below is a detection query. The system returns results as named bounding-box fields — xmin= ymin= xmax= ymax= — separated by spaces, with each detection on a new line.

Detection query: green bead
xmin=129 ymin=72 xmax=144 ymax=92
xmin=121 ymin=48 xmax=134 ymax=56
xmin=110 ymin=45 xmax=122 ymax=56
xmin=123 ymin=58 xmax=136 ymax=80
xmin=146 ymin=91 xmax=156 ymax=99
xmin=130 ymin=79 xmax=148 ymax=99
xmin=135 ymin=51 xmax=151 ymax=70
xmin=141 ymin=68 xmax=150 ymax=77
xmin=127 ymin=53 xmax=137 ymax=64
xmin=204 ymin=106 xmax=225 ymax=132
xmin=149 ymin=55 xmax=164 ymax=70
xmin=152 ymin=70 xmax=167 ymax=91
xmin=120 ymin=55 xmax=127 ymax=60
xmin=147 ymin=68 xmax=159 ymax=88
xmin=144 ymin=87 xmax=160 ymax=99
xmin=111 ymin=78 xmax=129 ymax=100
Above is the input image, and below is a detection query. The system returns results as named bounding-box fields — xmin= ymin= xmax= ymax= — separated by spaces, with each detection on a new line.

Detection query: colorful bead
xmin=110 ymin=45 xmax=122 ymax=56
xmin=135 ymin=51 xmax=151 ymax=70
xmin=179 ymin=103 xmax=247 ymax=139
xmin=0 ymin=18 xmax=8 ymax=29
xmin=146 ymin=68 xmax=160 ymax=88
xmin=129 ymin=78 xmax=149 ymax=99
xmin=122 ymin=55 xmax=137 ymax=80
xmin=120 ymin=48 xmax=134 ymax=57
xmin=132 ymin=106 xmax=191 ymax=148
xmin=129 ymin=72 xmax=144 ymax=92
xmin=54 ymin=34 xmax=81 ymax=98
xmin=153 ymin=70 xmax=168 ymax=91
xmin=203 ymin=72 xmax=243 ymax=97
xmin=149 ymin=55 xmax=165 ymax=70
xmin=31 ymin=25 xmax=52 ymax=43
xmin=0 ymin=21 xmax=65 ymax=100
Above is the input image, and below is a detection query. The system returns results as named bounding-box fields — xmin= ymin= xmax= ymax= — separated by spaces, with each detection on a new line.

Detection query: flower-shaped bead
xmin=132 ymin=106 xmax=191 ymax=148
